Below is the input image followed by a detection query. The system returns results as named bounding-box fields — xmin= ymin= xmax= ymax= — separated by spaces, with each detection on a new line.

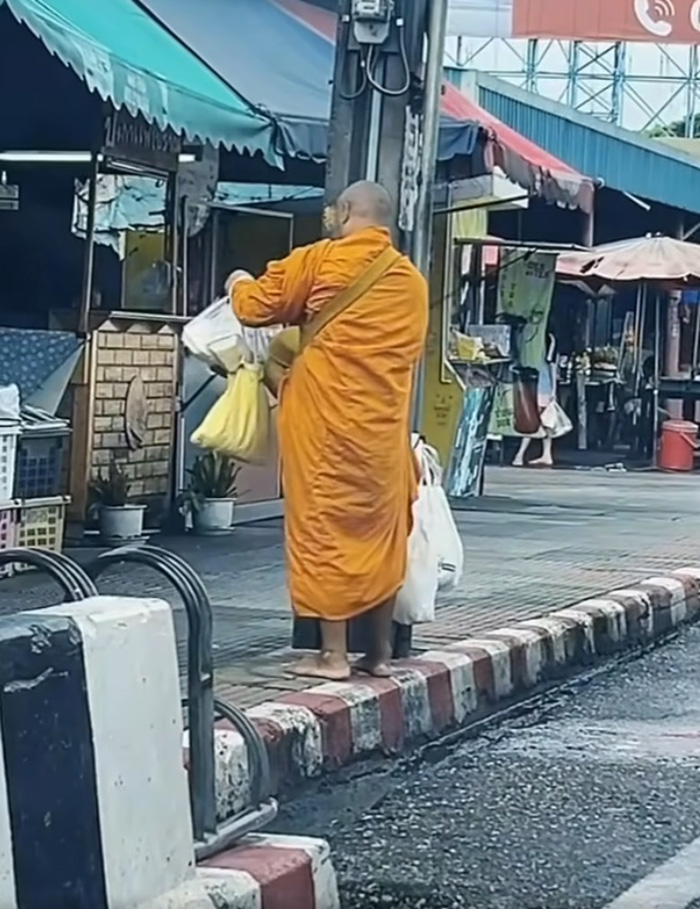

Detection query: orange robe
xmin=232 ymin=226 xmax=428 ymax=621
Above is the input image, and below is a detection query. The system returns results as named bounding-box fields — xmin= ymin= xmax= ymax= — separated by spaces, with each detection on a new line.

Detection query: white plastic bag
xmin=394 ymin=483 xmax=440 ymax=626
xmin=431 ymin=485 xmax=463 ymax=590
xmin=540 ymin=400 xmax=573 ymax=439
xmin=183 ymin=297 xmax=279 ymax=372
xmin=415 ymin=440 xmax=464 ymax=591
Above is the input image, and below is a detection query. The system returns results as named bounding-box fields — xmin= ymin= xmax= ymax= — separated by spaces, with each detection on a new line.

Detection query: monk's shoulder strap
xmin=300 ymin=245 xmax=402 ymax=350
xmin=263 ymin=245 xmax=401 ymax=397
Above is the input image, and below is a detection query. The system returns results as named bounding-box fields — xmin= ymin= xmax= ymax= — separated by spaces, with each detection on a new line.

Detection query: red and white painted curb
xmin=199 ymin=835 xmax=339 ymax=909
xmin=150 ymin=835 xmax=338 ymax=909
xmin=209 ymin=568 xmax=700 ymax=823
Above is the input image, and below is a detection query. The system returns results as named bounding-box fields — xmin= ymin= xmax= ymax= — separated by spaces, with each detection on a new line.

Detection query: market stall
xmin=444 ymin=236 xmax=586 ymax=494
xmin=557 ymin=234 xmax=700 ymax=468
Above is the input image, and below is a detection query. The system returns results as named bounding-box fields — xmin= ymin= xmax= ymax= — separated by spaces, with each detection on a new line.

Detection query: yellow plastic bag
xmin=191 ymin=362 xmax=270 ymax=463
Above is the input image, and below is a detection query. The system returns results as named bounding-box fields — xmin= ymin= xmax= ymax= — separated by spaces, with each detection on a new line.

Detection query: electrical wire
xmin=338 ymin=47 xmax=369 ymax=101
xmin=365 ymin=13 xmax=411 ymax=97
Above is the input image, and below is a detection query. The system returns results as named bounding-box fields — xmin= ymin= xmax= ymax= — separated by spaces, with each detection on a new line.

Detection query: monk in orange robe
xmin=230 ymin=181 xmax=428 ymax=680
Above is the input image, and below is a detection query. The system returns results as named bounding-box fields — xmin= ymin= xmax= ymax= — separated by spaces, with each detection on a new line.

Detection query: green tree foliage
xmin=649 ymin=115 xmax=700 ymax=139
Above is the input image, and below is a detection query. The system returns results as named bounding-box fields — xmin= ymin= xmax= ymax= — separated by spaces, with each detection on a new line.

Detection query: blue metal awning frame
xmin=454 ymin=70 xmax=700 ymax=217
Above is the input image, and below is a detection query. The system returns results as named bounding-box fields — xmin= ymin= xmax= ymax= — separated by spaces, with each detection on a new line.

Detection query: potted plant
xmin=180 ymin=452 xmax=239 ymax=535
xmin=90 ymin=461 xmax=146 ymax=542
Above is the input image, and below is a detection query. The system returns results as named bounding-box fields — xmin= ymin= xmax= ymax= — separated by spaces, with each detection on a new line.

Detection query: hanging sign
xmin=102 ymin=108 xmax=181 ymax=172
xmin=497 ymin=248 xmax=556 ymax=371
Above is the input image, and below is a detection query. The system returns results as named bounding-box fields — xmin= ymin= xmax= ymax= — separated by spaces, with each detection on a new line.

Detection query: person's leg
xmin=531 ymin=436 xmax=554 ymax=467
xmin=512 ymin=437 xmax=530 ymax=466
xmin=354 ymin=597 xmax=395 ymax=677
xmin=291 ymin=619 xmax=351 ymax=681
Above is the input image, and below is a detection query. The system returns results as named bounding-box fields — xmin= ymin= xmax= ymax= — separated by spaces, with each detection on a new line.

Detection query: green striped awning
xmin=1 ymin=0 xmax=280 ymax=163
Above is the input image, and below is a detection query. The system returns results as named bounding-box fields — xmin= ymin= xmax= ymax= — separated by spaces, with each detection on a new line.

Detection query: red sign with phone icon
xmin=513 ymin=0 xmax=700 ymax=43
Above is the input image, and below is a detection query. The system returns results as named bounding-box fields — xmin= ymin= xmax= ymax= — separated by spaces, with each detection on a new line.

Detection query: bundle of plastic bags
xmin=394 ymin=438 xmax=464 ymax=626
xmin=190 ymin=360 xmax=271 ymax=463
xmin=183 ymin=296 xmax=280 ymax=375
xmin=186 ymin=297 xmax=278 ymax=463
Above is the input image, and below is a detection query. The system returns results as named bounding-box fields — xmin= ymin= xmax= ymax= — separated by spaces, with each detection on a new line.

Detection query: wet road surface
xmin=275 ymin=625 xmax=700 ymax=908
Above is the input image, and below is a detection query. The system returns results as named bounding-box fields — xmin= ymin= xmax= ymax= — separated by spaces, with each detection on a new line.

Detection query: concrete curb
xmin=147 ymin=835 xmax=339 ymax=909
xmin=212 ymin=568 xmax=700 ymax=820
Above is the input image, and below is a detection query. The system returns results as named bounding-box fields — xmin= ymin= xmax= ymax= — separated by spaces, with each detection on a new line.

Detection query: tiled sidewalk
xmin=4 ymin=467 xmax=700 ymax=708
xmin=213 ymin=468 xmax=700 ymax=706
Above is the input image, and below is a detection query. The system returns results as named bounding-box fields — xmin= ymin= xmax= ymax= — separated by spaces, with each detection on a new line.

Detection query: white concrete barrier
xmin=0 ymin=596 xmax=193 ymax=908
xmin=0 ymin=594 xmax=339 ymax=909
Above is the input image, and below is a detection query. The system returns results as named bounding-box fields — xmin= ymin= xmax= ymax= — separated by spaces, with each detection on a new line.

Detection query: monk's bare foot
xmin=353 ymin=655 xmax=393 ymax=678
xmin=290 ymin=652 xmax=351 ymax=681
xmin=529 ymin=457 xmax=553 ymax=468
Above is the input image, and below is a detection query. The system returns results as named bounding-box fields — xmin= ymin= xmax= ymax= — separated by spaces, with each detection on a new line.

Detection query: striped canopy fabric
xmin=139 ymin=0 xmax=593 ymax=210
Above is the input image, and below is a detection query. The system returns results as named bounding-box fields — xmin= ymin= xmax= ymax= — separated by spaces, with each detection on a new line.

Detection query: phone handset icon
xmin=691 ymin=0 xmax=700 ymax=31
xmin=633 ymin=0 xmax=674 ymax=37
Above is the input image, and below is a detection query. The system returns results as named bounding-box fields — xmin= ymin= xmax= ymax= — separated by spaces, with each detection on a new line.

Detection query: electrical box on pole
xmin=324 ymin=0 xmax=432 ymax=251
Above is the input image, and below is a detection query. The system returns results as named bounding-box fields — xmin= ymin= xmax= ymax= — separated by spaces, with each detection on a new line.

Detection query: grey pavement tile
xmin=3 ymin=467 xmax=700 ymax=703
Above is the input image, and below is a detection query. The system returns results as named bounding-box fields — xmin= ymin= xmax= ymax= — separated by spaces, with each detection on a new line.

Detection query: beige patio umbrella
xmin=556 ymin=234 xmax=700 ymax=288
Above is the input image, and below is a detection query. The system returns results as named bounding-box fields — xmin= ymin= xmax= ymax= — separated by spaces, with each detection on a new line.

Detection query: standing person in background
xmin=513 ymin=332 xmax=559 ymax=468
xmin=229 ymin=181 xmax=429 ymax=681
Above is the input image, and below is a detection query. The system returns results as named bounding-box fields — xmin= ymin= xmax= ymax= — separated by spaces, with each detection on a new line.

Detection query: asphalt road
xmin=274 ymin=625 xmax=700 ymax=909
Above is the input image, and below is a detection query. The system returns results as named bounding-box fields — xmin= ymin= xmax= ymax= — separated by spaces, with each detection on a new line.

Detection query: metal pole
xmin=78 ymin=152 xmax=100 ymax=335
xmin=208 ymin=208 xmax=220 ymax=300
xmin=653 ymin=290 xmax=661 ymax=466
xmin=611 ymin=42 xmax=626 ymax=125
xmin=411 ymin=0 xmax=450 ymax=431
xmin=692 ymin=298 xmax=700 ymax=377
xmin=633 ymin=285 xmax=647 ymax=399
xmin=365 ymin=86 xmax=383 ymax=182
xmin=181 ymin=196 xmax=189 ymax=317
xmin=166 ymin=173 xmax=179 ymax=315
xmin=526 ymin=39 xmax=539 ymax=94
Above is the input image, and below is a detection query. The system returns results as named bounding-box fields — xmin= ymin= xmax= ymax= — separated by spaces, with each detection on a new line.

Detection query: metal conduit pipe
xmin=214 ymin=698 xmax=273 ymax=807
xmin=88 ymin=545 xmax=276 ymax=857
xmin=0 ymin=548 xmax=98 ymax=601
xmin=194 ymin=800 xmax=279 ymax=864
xmin=145 ymin=546 xmax=214 ymax=666
xmin=87 ymin=545 xmax=217 ymax=840
xmin=141 ymin=553 xmax=275 ymax=839
xmin=40 ymin=550 xmax=99 ymax=599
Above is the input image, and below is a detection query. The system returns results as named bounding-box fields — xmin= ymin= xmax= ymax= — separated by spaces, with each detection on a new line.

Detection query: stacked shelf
xmin=0 ymin=410 xmax=71 ymax=578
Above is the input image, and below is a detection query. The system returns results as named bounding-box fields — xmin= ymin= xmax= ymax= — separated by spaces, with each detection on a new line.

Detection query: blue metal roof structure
xmin=453 ymin=70 xmax=700 ymax=216
xmin=139 ymin=0 xmax=480 ymax=164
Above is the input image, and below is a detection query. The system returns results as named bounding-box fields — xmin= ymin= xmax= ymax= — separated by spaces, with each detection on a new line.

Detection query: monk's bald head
xmin=332 ymin=181 xmax=393 ymax=238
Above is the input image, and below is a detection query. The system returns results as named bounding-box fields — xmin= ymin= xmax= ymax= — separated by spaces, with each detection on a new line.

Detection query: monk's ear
xmin=336 ymin=199 xmax=351 ymax=227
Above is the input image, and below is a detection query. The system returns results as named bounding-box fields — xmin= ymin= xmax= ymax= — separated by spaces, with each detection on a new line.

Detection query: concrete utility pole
xmin=324 ymin=0 xmax=449 ymax=433
xmin=320 ymin=0 xmax=449 ymax=657
xmin=324 ymin=0 xmax=448 ymax=262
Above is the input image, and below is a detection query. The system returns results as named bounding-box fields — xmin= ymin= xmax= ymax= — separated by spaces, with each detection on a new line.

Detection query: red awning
xmin=442 ymin=82 xmax=594 ymax=214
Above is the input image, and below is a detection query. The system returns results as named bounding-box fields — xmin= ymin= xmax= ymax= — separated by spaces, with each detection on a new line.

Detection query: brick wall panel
xmin=89 ymin=322 xmax=179 ymax=514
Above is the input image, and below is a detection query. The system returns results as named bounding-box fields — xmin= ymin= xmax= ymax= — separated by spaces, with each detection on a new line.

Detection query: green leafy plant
xmin=90 ymin=460 xmax=131 ymax=507
xmin=179 ymin=452 xmax=240 ymax=513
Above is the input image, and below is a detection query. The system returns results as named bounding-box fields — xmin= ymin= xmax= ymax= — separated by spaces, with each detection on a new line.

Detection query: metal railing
xmin=1 ymin=545 xmax=277 ymax=860
xmin=0 ymin=549 xmax=98 ymax=600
